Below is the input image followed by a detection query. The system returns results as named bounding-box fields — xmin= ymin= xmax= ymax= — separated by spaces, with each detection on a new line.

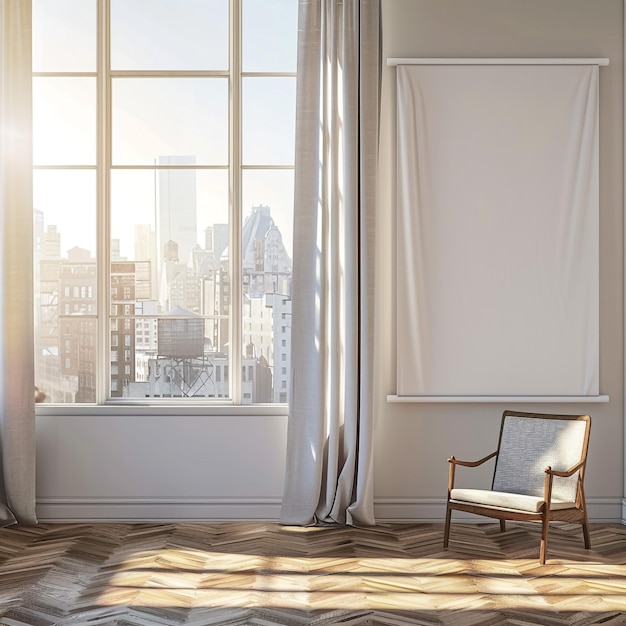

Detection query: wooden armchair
xmin=443 ymin=410 xmax=591 ymax=564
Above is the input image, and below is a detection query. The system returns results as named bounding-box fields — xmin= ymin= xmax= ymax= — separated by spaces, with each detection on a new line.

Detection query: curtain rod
xmin=387 ymin=58 xmax=610 ymax=66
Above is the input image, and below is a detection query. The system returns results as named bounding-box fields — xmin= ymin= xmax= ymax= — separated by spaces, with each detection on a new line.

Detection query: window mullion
xmin=96 ymin=0 xmax=111 ymax=403
xmin=229 ymin=0 xmax=242 ymax=404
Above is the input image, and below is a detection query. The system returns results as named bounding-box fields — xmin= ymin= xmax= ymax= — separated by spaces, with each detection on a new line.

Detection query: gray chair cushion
xmin=492 ymin=415 xmax=586 ymax=503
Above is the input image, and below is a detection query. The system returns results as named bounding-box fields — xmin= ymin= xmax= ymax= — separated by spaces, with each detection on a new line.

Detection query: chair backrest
xmin=492 ymin=411 xmax=591 ymax=502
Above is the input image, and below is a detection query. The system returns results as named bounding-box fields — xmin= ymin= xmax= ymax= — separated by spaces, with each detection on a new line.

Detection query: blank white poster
xmin=396 ymin=64 xmax=599 ymax=397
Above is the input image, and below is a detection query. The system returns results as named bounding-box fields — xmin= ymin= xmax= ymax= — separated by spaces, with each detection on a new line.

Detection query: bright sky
xmin=32 ymin=0 xmax=298 ymax=259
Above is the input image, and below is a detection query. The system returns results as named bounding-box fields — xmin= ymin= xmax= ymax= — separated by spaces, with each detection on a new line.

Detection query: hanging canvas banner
xmin=396 ymin=63 xmax=599 ymax=397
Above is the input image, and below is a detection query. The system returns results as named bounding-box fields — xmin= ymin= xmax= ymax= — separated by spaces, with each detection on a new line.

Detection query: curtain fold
xmin=0 ymin=0 xmax=37 ymax=526
xmin=280 ymin=0 xmax=380 ymax=526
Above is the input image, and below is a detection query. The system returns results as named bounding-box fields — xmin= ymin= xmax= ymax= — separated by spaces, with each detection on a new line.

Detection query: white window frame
xmin=34 ymin=0 xmax=295 ymax=413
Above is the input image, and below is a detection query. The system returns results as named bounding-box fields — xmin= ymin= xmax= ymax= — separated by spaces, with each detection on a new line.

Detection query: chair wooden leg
xmin=582 ymin=515 xmax=591 ymax=550
xmin=443 ymin=506 xmax=452 ymax=549
xmin=500 ymin=520 xmax=506 ymax=533
xmin=540 ymin=515 xmax=550 ymax=565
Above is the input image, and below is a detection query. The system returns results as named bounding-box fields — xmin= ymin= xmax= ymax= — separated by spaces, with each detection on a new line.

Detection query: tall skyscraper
xmin=157 ymin=155 xmax=197 ymax=270
xmin=42 ymin=225 xmax=61 ymax=260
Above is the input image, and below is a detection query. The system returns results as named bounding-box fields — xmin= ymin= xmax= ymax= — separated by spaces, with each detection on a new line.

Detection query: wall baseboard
xmin=36 ymin=497 xmax=283 ymax=523
xmin=36 ymin=496 xmax=625 ymax=524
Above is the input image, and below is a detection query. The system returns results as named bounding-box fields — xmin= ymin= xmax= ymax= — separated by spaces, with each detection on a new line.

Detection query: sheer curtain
xmin=0 ymin=0 xmax=37 ymax=526
xmin=280 ymin=0 xmax=380 ymax=526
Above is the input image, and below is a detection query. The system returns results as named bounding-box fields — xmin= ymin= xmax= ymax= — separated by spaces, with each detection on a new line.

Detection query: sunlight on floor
xmin=91 ymin=550 xmax=626 ymax=612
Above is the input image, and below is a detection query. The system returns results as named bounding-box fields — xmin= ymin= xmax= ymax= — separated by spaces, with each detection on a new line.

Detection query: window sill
xmin=35 ymin=402 xmax=289 ymax=417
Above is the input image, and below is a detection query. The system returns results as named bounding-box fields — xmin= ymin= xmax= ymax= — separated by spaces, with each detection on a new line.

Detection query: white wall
xmin=36 ymin=410 xmax=288 ymax=520
xmin=36 ymin=0 xmax=625 ymax=523
xmin=374 ymin=0 xmax=624 ymax=523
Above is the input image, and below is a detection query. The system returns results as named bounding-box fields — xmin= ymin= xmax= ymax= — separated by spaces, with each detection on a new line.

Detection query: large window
xmin=33 ymin=0 xmax=297 ymax=404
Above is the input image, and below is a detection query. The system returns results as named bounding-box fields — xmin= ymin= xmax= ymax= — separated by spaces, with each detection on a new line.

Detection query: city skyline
xmin=34 ymin=199 xmax=293 ymax=264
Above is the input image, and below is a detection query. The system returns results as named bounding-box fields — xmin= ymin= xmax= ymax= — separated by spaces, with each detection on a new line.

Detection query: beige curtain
xmin=280 ymin=0 xmax=380 ymax=526
xmin=0 ymin=0 xmax=37 ymax=526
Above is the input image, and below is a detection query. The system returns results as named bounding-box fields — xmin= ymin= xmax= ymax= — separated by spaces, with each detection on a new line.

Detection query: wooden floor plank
xmin=0 ymin=522 xmax=625 ymax=624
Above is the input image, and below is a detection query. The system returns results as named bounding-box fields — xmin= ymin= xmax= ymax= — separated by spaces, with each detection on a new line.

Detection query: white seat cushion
xmin=450 ymin=488 xmax=576 ymax=513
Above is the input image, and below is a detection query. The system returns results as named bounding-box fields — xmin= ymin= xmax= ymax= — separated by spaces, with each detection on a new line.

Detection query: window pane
xmin=242 ymin=0 xmax=298 ymax=72
xmin=32 ymin=0 xmax=96 ymax=72
xmin=34 ymin=170 xmax=97 ymax=404
xmin=112 ymin=78 xmax=228 ymax=165
xmin=111 ymin=0 xmax=228 ymax=71
xmin=33 ymin=78 xmax=96 ymax=166
xmin=241 ymin=171 xmax=293 ymax=403
xmin=243 ymin=170 xmax=294 ymax=260
xmin=111 ymin=168 xmax=229 ymax=275
xmin=243 ymin=77 xmax=296 ymax=165
xmin=34 ymin=170 xmax=97 ymax=260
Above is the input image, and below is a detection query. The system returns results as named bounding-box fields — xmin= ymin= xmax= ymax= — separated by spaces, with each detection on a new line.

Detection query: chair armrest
xmin=448 ymin=451 xmax=497 ymax=468
xmin=544 ymin=458 xmax=586 ymax=478
xmin=448 ymin=451 xmax=497 ymax=495
xmin=543 ymin=458 xmax=586 ymax=506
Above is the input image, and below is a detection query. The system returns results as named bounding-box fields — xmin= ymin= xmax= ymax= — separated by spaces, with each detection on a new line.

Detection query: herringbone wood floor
xmin=0 ymin=522 xmax=625 ymax=625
